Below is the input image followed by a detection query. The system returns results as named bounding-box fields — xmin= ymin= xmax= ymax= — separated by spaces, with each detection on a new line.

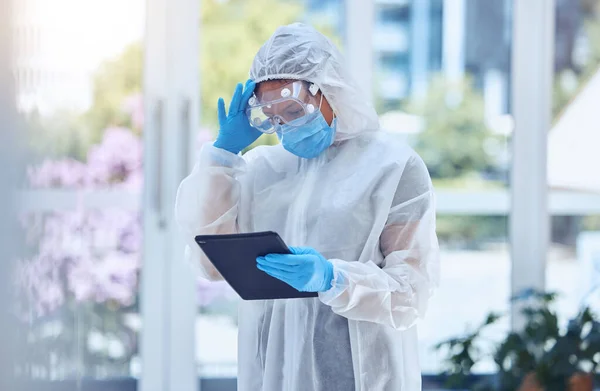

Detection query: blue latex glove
xmin=213 ymin=80 xmax=262 ymax=154
xmin=257 ymin=246 xmax=334 ymax=292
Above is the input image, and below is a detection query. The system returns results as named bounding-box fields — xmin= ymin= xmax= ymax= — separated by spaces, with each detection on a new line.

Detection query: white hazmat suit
xmin=176 ymin=23 xmax=440 ymax=391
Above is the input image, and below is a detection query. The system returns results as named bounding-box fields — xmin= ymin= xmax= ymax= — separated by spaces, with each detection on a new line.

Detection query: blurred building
xmin=371 ymin=0 xmax=512 ymax=117
xmin=555 ymin=0 xmax=586 ymax=72
xmin=369 ymin=0 xmax=585 ymax=112
xmin=373 ymin=0 xmax=443 ymax=104
xmin=304 ymin=0 xmax=345 ymax=33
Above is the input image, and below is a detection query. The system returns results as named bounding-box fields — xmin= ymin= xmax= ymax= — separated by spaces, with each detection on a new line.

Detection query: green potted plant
xmin=435 ymin=290 xmax=600 ymax=391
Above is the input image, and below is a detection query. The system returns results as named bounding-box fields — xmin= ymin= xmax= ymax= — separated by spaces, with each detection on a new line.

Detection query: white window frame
xmin=510 ymin=0 xmax=555 ymax=327
xmin=139 ymin=0 xmax=198 ymax=389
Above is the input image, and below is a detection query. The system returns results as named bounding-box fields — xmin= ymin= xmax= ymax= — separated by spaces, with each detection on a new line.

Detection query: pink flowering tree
xmin=18 ymin=99 xmax=233 ymax=377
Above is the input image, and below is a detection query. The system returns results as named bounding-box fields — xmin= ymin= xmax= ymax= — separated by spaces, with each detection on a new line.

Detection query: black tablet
xmin=194 ymin=231 xmax=318 ymax=300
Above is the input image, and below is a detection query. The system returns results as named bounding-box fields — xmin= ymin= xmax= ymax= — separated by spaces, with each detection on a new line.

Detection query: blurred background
xmin=3 ymin=0 xmax=600 ymax=390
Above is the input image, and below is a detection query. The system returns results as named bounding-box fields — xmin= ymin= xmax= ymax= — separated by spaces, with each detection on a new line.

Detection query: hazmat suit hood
xmin=249 ymin=23 xmax=380 ymax=140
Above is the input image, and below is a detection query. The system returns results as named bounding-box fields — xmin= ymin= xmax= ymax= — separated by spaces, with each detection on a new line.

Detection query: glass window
xmin=547 ymin=217 xmax=600 ymax=320
xmin=548 ymin=0 xmax=600 ymax=321
xmin=17 ymin=208 xmax=141 ymax=378
xmin=15 ymin=0 xmax=145 ymax=381
xmin=372 ymin=0 xmax=513 ymax=373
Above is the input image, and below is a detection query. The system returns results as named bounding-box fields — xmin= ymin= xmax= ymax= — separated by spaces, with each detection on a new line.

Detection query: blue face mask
xmin=279 ymin=112 xmax=337 ymax=159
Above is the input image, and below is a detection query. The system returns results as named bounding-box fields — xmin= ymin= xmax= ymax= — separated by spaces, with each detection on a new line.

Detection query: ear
xmin=319 ymin=95 xmax=335 ymax=126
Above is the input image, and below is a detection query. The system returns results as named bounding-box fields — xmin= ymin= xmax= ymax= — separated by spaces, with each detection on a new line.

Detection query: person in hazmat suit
xmin=176 ymin=23 xmax=440 ymax=391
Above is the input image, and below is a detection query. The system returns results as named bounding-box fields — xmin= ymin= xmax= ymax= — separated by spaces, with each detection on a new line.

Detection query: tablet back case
xmin=195 ymin=231 xmax=318 ymax=300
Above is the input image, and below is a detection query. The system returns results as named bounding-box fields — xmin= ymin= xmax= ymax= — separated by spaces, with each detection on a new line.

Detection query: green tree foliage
xmin=84 ymin=43 xmax=143 ymax=143
xmin=402 ymin=76 xmax=507 ymax=246
xmin=83 ymin=0 xmax=306 ymax=143
xmin=405 ymin=76 xmax=499 ymax=180
xmin=581 ymin=0 xmax=600 ymax=77
xmin=583 ymin=20 xmax=600 ymax=77
xmin=199 ymin=0 xmax=303 ymax=127
xmin=25 ymin=110 xmax=93 ymax=161
xmin=436 ymin=216 xmax=507 ymax=248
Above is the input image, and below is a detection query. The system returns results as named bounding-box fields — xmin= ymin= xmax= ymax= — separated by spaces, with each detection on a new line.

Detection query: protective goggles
xmin=246 ymin=80 xmax=322 ymax=134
